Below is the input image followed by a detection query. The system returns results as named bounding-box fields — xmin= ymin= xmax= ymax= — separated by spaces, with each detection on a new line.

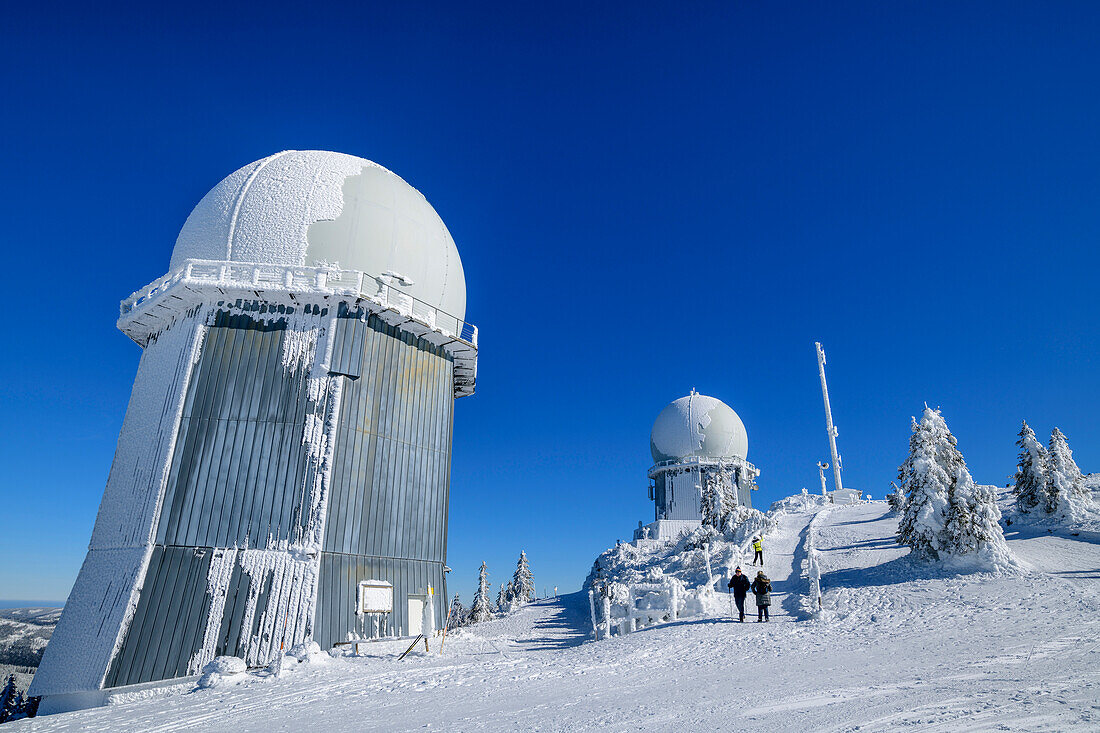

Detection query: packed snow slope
xmin=16 ymin=500 xmax=1100 ymax=732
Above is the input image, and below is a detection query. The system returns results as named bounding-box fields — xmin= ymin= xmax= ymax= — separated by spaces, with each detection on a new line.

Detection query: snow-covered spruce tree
xmin=468 ymin=562 xmax=494 ymax=624
xmin=509 ymin=551 xmax=535 ymax=605
xmin=0 ymin=675 xmax=17 ymax=724
xmin=700 ymin=467 xmax=736 ymax=531
xmin=1046 ymin=427 xmax=1094 ymax=523
xmin=896 ymin=410 xmax=952 ymax=559
xmin=943 ymin=464 xmax=1011 ymax=563
xmin=899 ymin=407 xmax=1013 ymax=566
xmin=1013 ymin=420 xmax=1049 ymax=515
xmin=700 ymin=478 xmax=722 ymax=530
xmin=448 ymin=594 xmax=467 ymax=628
xmin=887 ymin=482 xmax=907 ymax=513
xmin=496 ymin=583 xmax=510 ymax=612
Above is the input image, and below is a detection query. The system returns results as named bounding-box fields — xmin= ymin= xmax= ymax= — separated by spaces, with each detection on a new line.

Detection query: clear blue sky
xmin=1 ymin=2 xmax=1098 ymax=604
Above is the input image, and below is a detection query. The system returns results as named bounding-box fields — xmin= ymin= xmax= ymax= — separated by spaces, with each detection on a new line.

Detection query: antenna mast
xmin=815 ymin=342 xmax=844 ymax=493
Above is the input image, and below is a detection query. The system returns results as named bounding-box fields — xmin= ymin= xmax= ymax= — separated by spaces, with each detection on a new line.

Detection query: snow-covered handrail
xmin=589 ymin=579 xmax=682 ymax=640
xmin=800 ymin=506 xmax=831 ymax=618
xmin=119 ymin=259 xmax=478 ymax=349
xmin=647 ymin=454 xmax=758 ymax=479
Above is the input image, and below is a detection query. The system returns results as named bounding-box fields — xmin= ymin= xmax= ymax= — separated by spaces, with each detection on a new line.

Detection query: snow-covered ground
xmin=14 ymin=500 xmax=1100 ymax=731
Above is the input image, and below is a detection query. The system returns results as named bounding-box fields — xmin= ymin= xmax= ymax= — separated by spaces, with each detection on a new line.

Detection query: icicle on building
xmin=32 ymin=151 xmax=477 ymax=710
xmin=634 ymin=390 xmax=759 ymax=541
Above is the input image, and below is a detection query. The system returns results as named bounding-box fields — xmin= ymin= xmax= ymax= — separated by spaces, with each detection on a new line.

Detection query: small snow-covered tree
xmin=448 ymin=594 xmax=467 ymax=628
xmin=700 ymin=479 xmax=721 ymax=530
xmin=496 ymin=583 xmax=511 ymax=611
xmin=701 ymin=467 xmax=736 ymax=531
xmin=1046 ymin=427 xmax=1093 ymax=523
xmin=717 ymin=467 xmax=738 ymax=517
xmin=943 ymin=465 xmax=1010 ymax=561
xmin=899 ymin=406 xmax=1013 ymax=566
xmin=886 ymin=482 xmax=907 ymax=513
xmin=468 ymin=562 xmax=494 ymax=624
xmin=0 ymin=675 xmax=17 ymax=724
xmin=509 ymin=551 xmax=535 ymax=605
xmin=1013 ymin=421 xmax=1049 ymax=514
xmin=896 ymin=409 xmax=953 ymax=559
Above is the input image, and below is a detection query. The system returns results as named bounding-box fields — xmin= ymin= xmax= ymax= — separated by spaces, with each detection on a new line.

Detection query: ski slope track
xmin=16 ymin=501 xmax=1100 ymax=731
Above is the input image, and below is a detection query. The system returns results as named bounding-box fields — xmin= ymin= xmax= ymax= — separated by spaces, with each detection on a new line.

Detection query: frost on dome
xmin=650 ymin=393 xmax=748 ymax=463
xmin=169 ymin=150 xmax=467 ymax=321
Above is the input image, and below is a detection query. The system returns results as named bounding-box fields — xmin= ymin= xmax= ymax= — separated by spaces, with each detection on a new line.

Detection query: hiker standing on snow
xmin=751 ymin=571 xmax=772 ymax=622
xmin=727 ymin=566 xmax=751 ymax=622
xmin=752 ymin=536 xmax=764 ymax=566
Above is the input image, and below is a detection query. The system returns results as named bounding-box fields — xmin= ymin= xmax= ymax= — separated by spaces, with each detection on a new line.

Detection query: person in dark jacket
xmin=750 ymin=571 xmax=772 ymax=622
xmin=727 ymin=566 xmax=751 ymax=622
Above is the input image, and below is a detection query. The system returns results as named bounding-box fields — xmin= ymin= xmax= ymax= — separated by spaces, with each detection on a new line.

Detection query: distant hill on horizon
xmin=0 ymin=606 xmax=61 ymax=690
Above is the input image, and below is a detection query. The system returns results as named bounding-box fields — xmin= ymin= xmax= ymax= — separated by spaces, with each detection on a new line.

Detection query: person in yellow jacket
xmin=751 ymin=536 xmax=763 ymax=566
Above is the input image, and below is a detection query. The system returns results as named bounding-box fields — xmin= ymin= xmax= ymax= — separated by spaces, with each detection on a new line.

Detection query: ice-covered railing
xmin=119 ymin=259 xmax=478 ymax=348
xmin=588 ymin=577 xmax=684 ymax=640
xmin=647 ymin=455 xmax=758 ymax=478
xmin=800 ymin=505 xmax=831 ymax=619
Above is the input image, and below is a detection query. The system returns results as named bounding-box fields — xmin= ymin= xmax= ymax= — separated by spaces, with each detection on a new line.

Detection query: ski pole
xmin=728 ymin=587 xmax=734 ymax=620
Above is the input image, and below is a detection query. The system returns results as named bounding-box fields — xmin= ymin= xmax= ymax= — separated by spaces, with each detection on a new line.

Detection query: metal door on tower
xmin=407 ymin=597 xmax=425 ymax=637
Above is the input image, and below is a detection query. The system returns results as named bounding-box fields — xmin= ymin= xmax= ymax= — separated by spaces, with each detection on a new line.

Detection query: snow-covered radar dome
xmin=170 ymin=150 xmax=467 ymax=320
xmin=650 ymin=391 xmax=748 ymax=464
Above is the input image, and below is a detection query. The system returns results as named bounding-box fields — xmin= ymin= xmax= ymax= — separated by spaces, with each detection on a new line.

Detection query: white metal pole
xmin=815 ymin=342 xmax=844 ymax=493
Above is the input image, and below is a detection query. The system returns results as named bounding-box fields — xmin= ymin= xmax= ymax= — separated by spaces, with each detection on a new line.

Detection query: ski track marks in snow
xmin=19 ymin=501 xmax=1100 ymax=732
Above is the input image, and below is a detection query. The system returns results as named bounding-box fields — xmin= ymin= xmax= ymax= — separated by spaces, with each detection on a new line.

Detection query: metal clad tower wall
xmin=315 ymin=308 xmax=454 ymax=644
xmin=103 ymin=306 xmax=333 ymax=687
xmin=32 ymin=151 xmax=478 ymax=711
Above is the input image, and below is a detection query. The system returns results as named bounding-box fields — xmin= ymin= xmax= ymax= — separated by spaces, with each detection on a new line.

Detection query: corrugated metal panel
xmin=105 ymin=546 xmax=214 ymax=688
xmin=323 ymin=314 xmax=453 ymax=559
xmin=314 ymin=553 xmax=447 ymax=646
xmin=316 ymin=310 xmax=454 ymax=644
xmin=156 ymin=311 xmax=324 ymax=549
xmin=330 ymin=307 xmax=365 ymax=378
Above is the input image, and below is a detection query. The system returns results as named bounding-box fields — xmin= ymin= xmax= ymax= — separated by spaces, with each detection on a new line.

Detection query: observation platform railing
xmin=119 ymin=259 xmax=478 ymax=349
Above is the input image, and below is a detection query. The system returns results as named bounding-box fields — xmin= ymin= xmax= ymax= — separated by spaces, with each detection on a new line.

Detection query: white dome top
xmin=650 ymin=391 xmax=748 ymax=463
xmin=171 ymin=150 xmax=467 ymax=320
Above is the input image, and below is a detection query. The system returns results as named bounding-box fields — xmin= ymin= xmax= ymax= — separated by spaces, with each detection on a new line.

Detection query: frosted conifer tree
xmin=510 ymin=551 xmax=535 ymax=605
xmin=1013 ymin=421 xmax=1049 ymax=515
xmin=717 ymin=467 xmax=738 ymax=517
xmin=0 ymin=675 xmax=17 ymax=724
xmin=886 ymin=483 xmax=906 ymax=513
xmin=1046 ymin=428 xmax=1093 ymax=523
xmin=700 ymin=479 xmax=722 ymax=530
xmin=701 ymin=468 xmax=735 ymax=531
xmin=448 ymin=594 xmax=467 ymax=628
xmin=899 ymin=407 xmax=1014 ymax=567
xmin=468 ymin=562 xmax=494 ymax=624
xmin=496 ymin=583 xmax=510 ymax=612
xmin=943 ymin=465 xmax=1011 ymax=563
xmin=896 ymin=410 xmax=952 ymax=559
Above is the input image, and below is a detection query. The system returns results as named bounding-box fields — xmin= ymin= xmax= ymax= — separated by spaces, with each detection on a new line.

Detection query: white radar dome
xmin=170 ymin=150 xmax=467 ymax=320
xmin=650 ymin=391 xmax=748 ymax=464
